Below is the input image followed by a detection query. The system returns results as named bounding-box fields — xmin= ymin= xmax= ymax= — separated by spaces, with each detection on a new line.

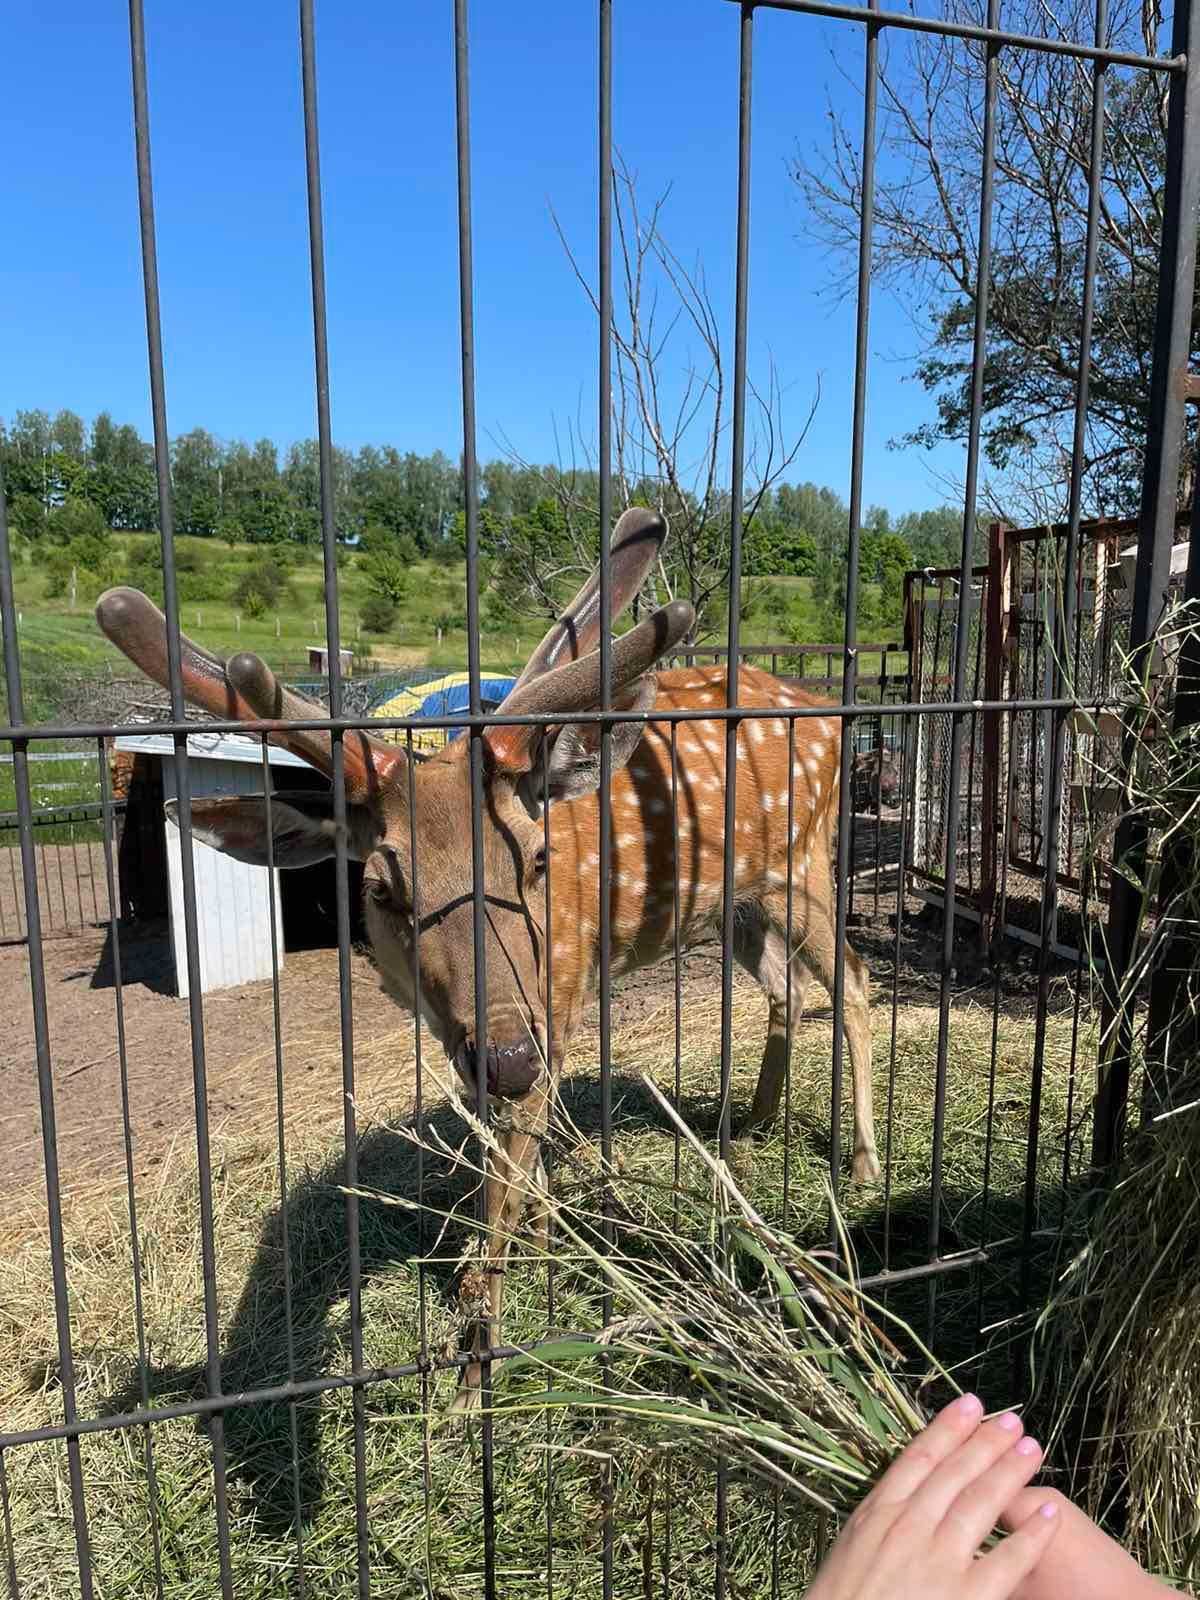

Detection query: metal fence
xmin=1 ymin=0 xmax=1198 ymax=1596
xmin=904 ymin=513 xmax=1194 ymax=957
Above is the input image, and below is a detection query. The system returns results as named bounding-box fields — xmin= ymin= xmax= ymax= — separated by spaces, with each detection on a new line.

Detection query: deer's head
xmin=97 ymin=508 xmax=692 ymax=1100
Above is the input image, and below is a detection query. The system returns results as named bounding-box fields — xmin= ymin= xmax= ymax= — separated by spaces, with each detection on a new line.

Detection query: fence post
xmin=1143 ymin=446 xmax=1200 ymax=1116
xmin=979 ymin=522 xmax=1011 ymax=952
xmin=1095 ymin=0 xmax=1200 ymax=1169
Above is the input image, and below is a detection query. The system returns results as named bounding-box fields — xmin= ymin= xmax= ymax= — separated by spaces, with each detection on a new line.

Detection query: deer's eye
xmin=366 ymin=856 xmax=410 ymax=916
xmin=532 ymin=845 xmax=548 ymax=877
xmin=366 ymin=877 xmax=393 ymax=909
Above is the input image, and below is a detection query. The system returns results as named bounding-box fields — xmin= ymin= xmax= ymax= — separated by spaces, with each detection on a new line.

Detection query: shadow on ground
xmin=100 ymin=1070 xmax=1074 ymax=1542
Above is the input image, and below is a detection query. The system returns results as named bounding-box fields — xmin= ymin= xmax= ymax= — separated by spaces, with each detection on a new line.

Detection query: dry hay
xmin=0 ymin=980 xmax=1084 ymax=1597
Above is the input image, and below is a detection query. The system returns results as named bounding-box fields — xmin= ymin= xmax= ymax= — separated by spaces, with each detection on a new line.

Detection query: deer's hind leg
xmin=734 ymin=900 xmax=812 ymax=1129
xmin=787 ymin=902 xmax=880 ymax=1185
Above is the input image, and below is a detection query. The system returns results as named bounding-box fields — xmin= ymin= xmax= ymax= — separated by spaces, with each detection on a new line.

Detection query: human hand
xmin=806 ymin=1395 xmax=1059 ymax=1600
xmin=1000 ymin=1488 xmax=1171 ymax=1600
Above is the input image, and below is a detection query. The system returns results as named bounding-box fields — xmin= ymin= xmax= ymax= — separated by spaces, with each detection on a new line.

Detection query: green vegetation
xmin=2 ymin=407 xmax=979 ymax=689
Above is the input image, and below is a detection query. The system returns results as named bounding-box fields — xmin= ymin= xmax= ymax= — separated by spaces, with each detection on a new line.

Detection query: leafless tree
xmin=493 ymin=156 xmax=818 ymax=640
xmin=793 ymin=0 xmax=1193 ymax=523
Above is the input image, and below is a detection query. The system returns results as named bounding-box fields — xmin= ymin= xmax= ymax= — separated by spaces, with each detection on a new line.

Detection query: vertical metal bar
xmin=720 ymin=2 xmax=753 ymax=1159
xmin=452 ymin=4 xmax=497 ymax=1594
xmin=540 ymin=743 xmax=555 ymax=1600
xmin=1020 ymin=0 xmax=1108 ymax=1314
xmin=977 ymin=710 xmax=1016 ymax=1360
xmin=596 ymin=4 xmax=617 ymax=1594
xmin=881 ymin=709 xmax=913 ymax=1273
xmin=296 ymin=8 xmax=369 ymax=1590
xmin=1143 ymin=446 xmax=1200 ymax=1101
xmin=54 ymin=837 xmax=69 ymax=929
xmin=832 ymin=0 xmax=879 ymax=1199
xmin=671 ymin=723 xmax=683 ymax=1206
xmin=783 ymin=729 xmax=796 ymax=1212
xmin=98 ymin=741 xmax=165 ymax=1599
xmin=404 ymin=731 xmax=436 ymax=1593
xmin=38 ymin=829 xmax=54 ymax=935
xmin=259 ymin=741 xmax=307 ymax=1595
xmin=0 ymin=1449 xmax=19 ymax=1600
xmin=1097 ymin=0 xmax=1200 ymax=1164
xmin=0 ymin=484 xmax=94 ymax=1596
xmin=981 ymin=523 xmax=1008 ymax=949
xmin=928 ymin=8 xmax=1000 ymax=1334
xmin=127 ymin=3 xmax=235 ymax=1585
xmin=715 ymin=14 xmax=754 ymax=1595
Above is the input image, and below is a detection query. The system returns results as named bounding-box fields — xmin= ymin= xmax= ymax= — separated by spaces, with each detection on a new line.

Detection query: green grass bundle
xmin=1035 ymin=1081 xmax=1200 ymax=1586
xmin=369 ymin=1073 xmax=957 ymax=1521
xmin=1036 ymin=598 xmax=1200 ymax=1588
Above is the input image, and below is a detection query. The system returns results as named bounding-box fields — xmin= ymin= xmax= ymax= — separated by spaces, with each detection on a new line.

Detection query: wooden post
xmin=979 ymin=522 xmax=1012 ymax=953
xmin=235 ymin=612 xmax=241 ymax=634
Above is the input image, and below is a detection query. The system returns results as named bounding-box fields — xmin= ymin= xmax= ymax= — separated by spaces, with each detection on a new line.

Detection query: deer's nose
xmin=459 ymin=1038 xmax=541 ymax=1099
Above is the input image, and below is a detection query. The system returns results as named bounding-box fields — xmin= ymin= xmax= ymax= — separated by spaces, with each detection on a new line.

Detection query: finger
xmin=970 ymin=1498 xmax=1061 ymax=1600
xmin=941 ymin=1432 xmax=1044 ymax=1556
xmin=999 ymin=1487 xmax=1069 ymax=1534
xmin=866 ymin=1395 xmax=985 ymax=1511
xmin=898 ymin=1411 xmax=1028 ymax=1530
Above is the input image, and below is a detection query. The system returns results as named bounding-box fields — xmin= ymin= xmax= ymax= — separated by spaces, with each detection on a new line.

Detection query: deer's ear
xmin=164 ymin=792 xmax=377 ymax=868
xmin=531 ymin=676 xmax=656 ymax=807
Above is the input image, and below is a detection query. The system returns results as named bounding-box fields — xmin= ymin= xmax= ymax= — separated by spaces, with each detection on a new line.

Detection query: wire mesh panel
xmin=905 ymin=569 xmax=988 ymax=910
xmin=1 ymin=0 xmax=1198 ymax=1595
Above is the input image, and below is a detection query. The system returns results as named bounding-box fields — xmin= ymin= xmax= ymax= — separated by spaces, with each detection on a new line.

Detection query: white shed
xmin=114 ymin=731 xmax=315 ymax=998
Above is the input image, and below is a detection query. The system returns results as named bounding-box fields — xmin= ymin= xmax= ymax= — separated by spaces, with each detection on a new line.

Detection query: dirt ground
xmin=0 ymin=803 xmax=1071 ymax=1221
xmin=0 ymin=916 xmax=761 ymax=1218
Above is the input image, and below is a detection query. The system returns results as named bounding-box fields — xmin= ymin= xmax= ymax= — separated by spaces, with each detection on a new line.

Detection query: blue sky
xmin=0 ymin=1 xmax=967 ymax=514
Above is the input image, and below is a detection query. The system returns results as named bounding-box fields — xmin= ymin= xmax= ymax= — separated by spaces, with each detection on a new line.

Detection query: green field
xmin=2 ymin=532 xmax=902 ymax=732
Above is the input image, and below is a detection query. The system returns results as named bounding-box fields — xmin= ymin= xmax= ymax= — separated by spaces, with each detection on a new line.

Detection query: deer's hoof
xmin=740 ymin=1103 xmax=781 ymax=1139
xmin=851 ymin=1149 xmax=882 ymax=1186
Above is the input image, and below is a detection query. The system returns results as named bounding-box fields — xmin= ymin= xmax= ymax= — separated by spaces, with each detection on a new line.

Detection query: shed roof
xmin=114 ymin=732 xmax=314 ymax=769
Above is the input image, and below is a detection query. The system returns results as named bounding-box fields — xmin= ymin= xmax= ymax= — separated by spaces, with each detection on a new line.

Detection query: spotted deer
xmin=96 ymin=507 xmax=878 ymax=1408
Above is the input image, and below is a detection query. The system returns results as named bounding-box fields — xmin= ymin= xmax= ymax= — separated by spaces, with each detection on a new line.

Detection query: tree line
xmin=1 ymin=406 xmax=980 ymax=637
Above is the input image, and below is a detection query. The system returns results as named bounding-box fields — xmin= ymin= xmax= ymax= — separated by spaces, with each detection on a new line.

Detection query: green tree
xmin=51 ymin=409 xmax=87 ymax=460
xmin=170 ymin=428 xmax=222 ymax=535
xmin=9 ymin=493 xmax=45 ymax=541
xmin=360 ymin=594 xmax=398 ymax=634
xmin=362 ymin=550 xmax=409 ymax=607
xmin=41 ymin=499 xmax=118 ymax=599
xmin=231 ymin=557 xmax=289 ymax=618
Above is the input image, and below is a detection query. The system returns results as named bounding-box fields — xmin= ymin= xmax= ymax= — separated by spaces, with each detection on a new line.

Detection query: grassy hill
xmin=3 ymin=533 xmax=901 ymax=729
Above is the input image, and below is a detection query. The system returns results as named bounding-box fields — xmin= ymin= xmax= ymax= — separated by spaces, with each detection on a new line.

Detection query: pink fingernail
xmin=1039 ymin=1500 xmax=1059 ymax=1519
xmin=1016 ymin=1436 xmax=1041 ymax=1457
xmin=996 ymin=1412 xmax=1022 ymax=1432
xmin=952 ymin=1393 xmax=983 ymax=1417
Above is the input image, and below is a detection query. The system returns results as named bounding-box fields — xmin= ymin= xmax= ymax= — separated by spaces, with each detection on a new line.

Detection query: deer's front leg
xmin=451 ymin=1073 xmax=553 ymax=1414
